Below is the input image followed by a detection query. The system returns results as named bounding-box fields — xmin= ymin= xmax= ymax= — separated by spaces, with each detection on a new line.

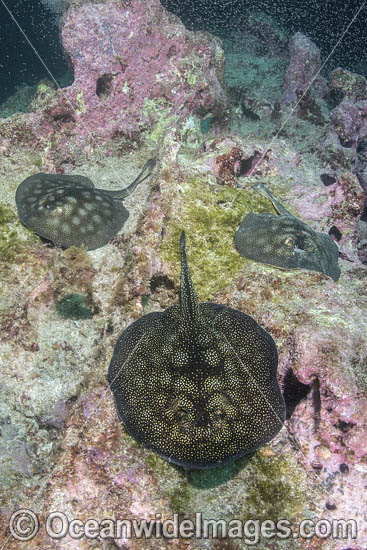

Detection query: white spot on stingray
xmin=61 ymin=223 xmax=72 ymax=233
xmin=84 ymin=202 xmax=95 ymax=211
xmin=72 ymin=216 xmax=80 ymax=225
xmin=78 ymin=208 xmax=87 ymax=217
xmin=92 ymin=214 xmax=102 ymax=223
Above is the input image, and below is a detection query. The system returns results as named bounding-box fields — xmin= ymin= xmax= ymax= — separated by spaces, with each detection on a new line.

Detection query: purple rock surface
xmin=1 ymin=5 xmax=367 ymax=550
xmin=281 ymin=32 xmax=322 ymax=106
xmin=33 ymin=0 xmax=227 ymax=150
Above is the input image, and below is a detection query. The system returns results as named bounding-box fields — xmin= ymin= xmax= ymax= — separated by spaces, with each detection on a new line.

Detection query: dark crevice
xmin=150 ymin=273 xmax=175 ymax=293
xmin=241 ymin=104 xmax=260 ymax=121
xmin=96 ymin=73 xmax=115 ymax=98
xmin=335 ymin=420 xmax=355 ymax=433
xmin=360 ymin=196 xmax=367 ymax=222
xmin=311 ymin=378 xmax=321 ymax=431
xmin=357 ymin=137 xmax=367 ymax=154
xmin=339 ymin=136 xmax=354 ymax=148
xmin=320 ymin=173 xmax=336 ymax=186
xmin=53 ymin=113 xmax=74 ymax=123
xmin=282 ymin=368 xmax=311 ymax=420
xmin=239 ymin=151 xmax=262 ymax=176
xmin=329 ymin=225 xmax=342 ymax=241
xmin=339 ymin=463 xmax=349 ymax=474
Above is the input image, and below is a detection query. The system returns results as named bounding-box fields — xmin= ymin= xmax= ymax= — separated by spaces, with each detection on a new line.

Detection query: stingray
xmin=235 ymin=183 xmax=341 ymax=281
xmin=15 ymin=158 xmax=156 ymax=250
xmin=108 ymin=231 xmax=285 ymax=469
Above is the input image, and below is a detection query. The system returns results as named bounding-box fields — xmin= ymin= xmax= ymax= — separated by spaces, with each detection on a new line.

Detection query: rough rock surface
xmin=1 ymin=126 xmax=366 ymax=549
xmin=34 ymin=0 xmax=226 ymax=153
xmin=0 ymin=6 xmax=367 ymax=550
xmin=330 ymin=67 xmax=367 ymax=102
xmin=281 ymin=32 xmax=327 ymax=109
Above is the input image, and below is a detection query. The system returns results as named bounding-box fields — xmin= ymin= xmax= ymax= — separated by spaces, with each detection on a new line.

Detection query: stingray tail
xmin=110 ymin=158 xmax=157 ymax=199
xmin=180 ymin=231 xmax=199 ymax=320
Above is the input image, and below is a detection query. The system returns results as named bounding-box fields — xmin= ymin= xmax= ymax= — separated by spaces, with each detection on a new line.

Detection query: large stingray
xmin=235 ymin=183 xmax=341 ymax=281
xmin=108 ymin=231 xmax=285 ymax=469
xmin=15 ymin=158 xmax=156 ymax=250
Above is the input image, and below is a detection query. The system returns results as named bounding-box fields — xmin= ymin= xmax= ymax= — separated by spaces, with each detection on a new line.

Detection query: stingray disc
xmin=108 ymin=232 xmax=285 ymax=468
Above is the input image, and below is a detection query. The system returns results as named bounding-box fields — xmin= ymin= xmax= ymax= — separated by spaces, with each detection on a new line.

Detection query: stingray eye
xmin=38 ymin=197 xmax=52 ymax=209
xmin=172 ymin=406 xmax=191 ymax=426
xmin=283 ymin=236 xmax=294 ymax=247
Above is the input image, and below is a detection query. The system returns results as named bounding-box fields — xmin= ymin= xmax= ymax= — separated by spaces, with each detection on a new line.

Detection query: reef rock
xmin=330 ymin=67 xmax=367 ymax=102
xmin=40 ymin=0 xmax=226 ymax=146
xmin=281 ymin=32 xmax=328 ymax=118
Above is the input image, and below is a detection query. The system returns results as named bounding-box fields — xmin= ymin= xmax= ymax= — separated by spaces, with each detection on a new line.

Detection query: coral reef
xmin=281 ymin=32 xmax=328 ymax=112
xmin=330 ymin=67 xmax=367 ymax=102
xmin=0 ymin=5 xmax=366 ymax=550
xmin=36 ymin=0 xmax=226 ymax=156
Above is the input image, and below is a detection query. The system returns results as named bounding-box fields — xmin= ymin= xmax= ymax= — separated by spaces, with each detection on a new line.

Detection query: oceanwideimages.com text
xmin=9 ymin=510 xmax=358 ymax=544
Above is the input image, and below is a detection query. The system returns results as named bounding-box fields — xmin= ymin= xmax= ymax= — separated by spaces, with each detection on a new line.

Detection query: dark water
xmin=0 ymin=0 xmax=366 ymax=106
xmin=0 ymin=0 xmax=70 ymax=104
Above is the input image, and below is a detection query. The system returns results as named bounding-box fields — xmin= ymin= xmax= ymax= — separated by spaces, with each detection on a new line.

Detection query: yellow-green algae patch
xmin=152 ymin=449 xmax=308 ymax=528
xmin=242 ymin=451 xmax=307 ymax=522
xmin=161 ymin=178 xmax=271 ymax=300
xmin=0 ymin=203 xmax=39 ymax=263
xmin=142 ymin=98 xmax=178 ymax=145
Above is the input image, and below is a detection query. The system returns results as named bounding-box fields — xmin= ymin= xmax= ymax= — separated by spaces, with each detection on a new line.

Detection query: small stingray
xmin=15 ymin=158 xmax=156 ymax=250
xmin=108 ymin=232 xmax=285 ymax=469
xmin=235 ymin=183 xmax=341 ymax=281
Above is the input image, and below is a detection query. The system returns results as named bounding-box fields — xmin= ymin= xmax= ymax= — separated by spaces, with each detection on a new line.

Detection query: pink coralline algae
xmin=321 ymin=94 xmax=367 ymax=190
xmin=282 ymin=325 xmax=367 ymax=467
xmin=34 ymin=0 xmax=227 ymax=147
xmin=330 ymin=67 xmax=367 ymax=102
xmin=292 ymin=172 xmax=364 ymax=262
xmin=329 ymin=100 xmax=367 ymax=149
xmin=281 ymin=32 xmax=327 ymax=109
xmin=280 ymin=324 xmax=367 ymax=539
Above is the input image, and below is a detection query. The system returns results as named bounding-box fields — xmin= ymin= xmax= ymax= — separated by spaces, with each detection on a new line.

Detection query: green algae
xmin=142 ymin=98 xmax=178 ymax=145
xmin=167 ymin=482 xmax=193 ymax=516
xmin=243 ymin=452 xmax=307 ymax=522
xmin=144 ymin=450 xmax=172 ymax=478
xmin=160 ymin=178 xmax=270 ymax=300
xmin=0 ymin=203 xmax=33 ymax=263
xmin=55 ymin=293 xmax=93 ymax=320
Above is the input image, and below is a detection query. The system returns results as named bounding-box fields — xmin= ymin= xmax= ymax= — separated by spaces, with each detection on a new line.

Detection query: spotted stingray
xmin=15 ymin=158 xmax=156 ymax=250
xmin=108 ymin=231 xmax=285 ymax=469
xmin=235 ymin=183 xmax=341 ymax=282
